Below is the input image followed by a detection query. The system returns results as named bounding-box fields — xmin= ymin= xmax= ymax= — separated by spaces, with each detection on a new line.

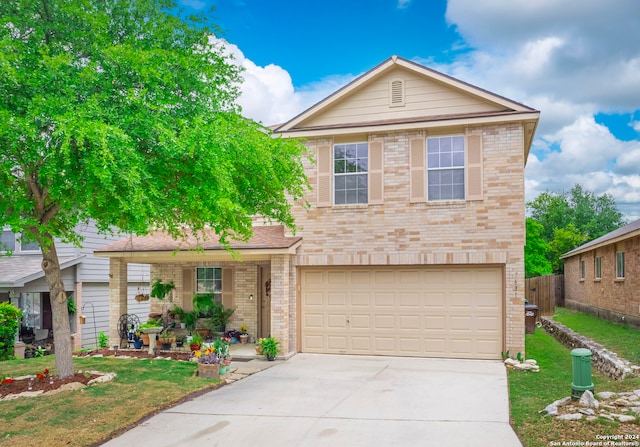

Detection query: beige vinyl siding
xmin=300 ymin=68 xmax=506 ymax=129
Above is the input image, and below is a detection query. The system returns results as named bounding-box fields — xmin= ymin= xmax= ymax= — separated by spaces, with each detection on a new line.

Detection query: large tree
xmin=526 ymin=184 xmax=625 ymax=274
xmin=0 ymin=0 xmax=308 ymax=377
xmin=524 ymin=218 xmax=552 ymax=278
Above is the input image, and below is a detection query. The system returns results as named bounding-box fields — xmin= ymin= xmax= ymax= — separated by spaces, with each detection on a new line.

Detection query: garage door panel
xmin=301 ymin=266 xmax=503 ymax=359
xmin=350 ymin=314 xmax=371 ymax=329
xmin=327 ymin=314 xmax=346 ymax=328
xmin=328 ymin=292 xmax=346 ymax=306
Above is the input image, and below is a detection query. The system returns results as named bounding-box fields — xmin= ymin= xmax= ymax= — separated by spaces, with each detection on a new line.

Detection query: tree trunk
xmin=40 ymin=234 xmax=74 ymax=378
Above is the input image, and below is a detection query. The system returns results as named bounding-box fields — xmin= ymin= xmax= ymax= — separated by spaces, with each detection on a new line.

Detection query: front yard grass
xmin=553 ymin=307 xmax=640 ymax=364
xmin=0 ymin=355 xmax=221 ymax=447
xmin=510 ymin=329 xmax=640 ymax=447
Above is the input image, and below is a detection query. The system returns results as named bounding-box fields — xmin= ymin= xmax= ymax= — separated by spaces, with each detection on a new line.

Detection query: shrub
xmin=0 ymin=302 xmax=22 ymax=361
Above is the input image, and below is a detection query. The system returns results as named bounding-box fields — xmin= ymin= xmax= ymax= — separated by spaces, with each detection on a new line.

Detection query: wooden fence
xmin=524 ymin=274 xmax=564 ymax=317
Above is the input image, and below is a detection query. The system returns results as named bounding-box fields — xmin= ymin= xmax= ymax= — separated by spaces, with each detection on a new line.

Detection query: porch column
xmin=270 ymin=254 xmax=291 ymax=356
xmin=108 ymin=258 xmax=128 ymax=347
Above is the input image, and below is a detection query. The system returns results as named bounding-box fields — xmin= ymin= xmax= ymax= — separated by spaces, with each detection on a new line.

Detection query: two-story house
xmin=95 ymin=56 xmax=539 ymax=360
xmin=0 ymin=222 xmax=150 ymax=350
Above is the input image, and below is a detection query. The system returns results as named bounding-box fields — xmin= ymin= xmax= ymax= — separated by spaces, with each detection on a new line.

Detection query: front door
xmin=259 ymin=266 xmax=271 ymax=338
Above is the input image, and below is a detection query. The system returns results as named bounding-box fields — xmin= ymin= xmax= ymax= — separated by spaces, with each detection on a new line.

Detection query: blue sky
xmin=179 ymin=0 xmax=640 ymax=220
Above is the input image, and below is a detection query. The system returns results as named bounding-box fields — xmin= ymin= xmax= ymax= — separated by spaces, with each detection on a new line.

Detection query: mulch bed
xmin=1 ymin=372 xmax=101 ymax=398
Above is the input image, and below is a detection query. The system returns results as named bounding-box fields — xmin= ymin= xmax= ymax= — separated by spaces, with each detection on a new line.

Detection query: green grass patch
xmin=510 ymin=328 xmax=640 ymax=447
xmin=0 ymin=355 xmax=222 ymax=447
xmin=553 ymin=307 xmax=640 ymax=363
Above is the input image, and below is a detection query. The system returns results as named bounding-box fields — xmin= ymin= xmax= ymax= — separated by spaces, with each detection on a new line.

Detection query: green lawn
xmin=553 ymin=307 xmax=640 ymax=364
xmin=510 ymin=328 xmax=640 ymax=447
xmin=0 ymin=355 xmax=221 ymax=447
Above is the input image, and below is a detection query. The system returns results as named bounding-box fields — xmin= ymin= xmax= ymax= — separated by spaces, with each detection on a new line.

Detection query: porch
xmin=93 ymin=226 xmax=301 ymax=358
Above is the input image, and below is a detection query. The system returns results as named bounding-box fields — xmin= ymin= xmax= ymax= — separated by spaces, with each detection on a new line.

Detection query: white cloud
xmin=214 ymin=38 xmax=354 ymax=126
xmin=397 ymin=0 xmax=412 ymax=9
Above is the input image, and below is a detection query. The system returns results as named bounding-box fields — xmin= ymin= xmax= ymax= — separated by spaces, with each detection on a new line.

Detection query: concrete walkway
xmin=101 ymin=354 xmax=522 ymax=447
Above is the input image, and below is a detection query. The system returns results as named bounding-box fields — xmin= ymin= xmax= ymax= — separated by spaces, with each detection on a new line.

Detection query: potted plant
xmin=239 ymin=324 xmax=249 ymax=344
xmin=182 ymin=310 xmax=198 ymax=334
xmin=224 ymin=329 xmax=241 ymax=344
xmin=139 ymin=318 xmax=163 ymax=346
xmin=158 ymin=330 xmax=175 ymax=350
xmin=208 ymin=301 xmax=235 ymax=334
xmin=193 ymin=344 xmax=222 ymax=379
xmin=189 ymin=333 xmax=204 ymax=351
xmin=260 ymin=337 xmax=280 ymax=361
xmin=150 ymin=279 xmax=176 ymax=301
xmin=175 ymin=334 xmax=186 ymax=348
xmin=133 ymin=331 xmax=143 ymax=349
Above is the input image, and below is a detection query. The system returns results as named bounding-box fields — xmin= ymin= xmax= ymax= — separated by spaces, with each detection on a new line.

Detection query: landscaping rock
xmin=553 ymin=397 xmax=572 ymax=407
xmin=540 ymin=317 xmax=636 ymax=380
xmin=579 ymin=390 xmax=599 ymax=408
xmin=579 ymin=408 xmax=595 ymax=416
xmin=596 ymin=391 xmax=616 ymax=400
xmin=540 ymin=404 xmax=558 ymax=416
xmin=610 ymin=414 xmax=636 ymax=423
xmin=613 ymin=398 xmax=633 ymax=407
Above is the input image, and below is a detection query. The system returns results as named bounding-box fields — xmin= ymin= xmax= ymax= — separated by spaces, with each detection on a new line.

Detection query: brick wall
xmin=286 ymin=124 xmax=527 ymax=355
xmin=565 ymin=235 xmax=640 ymax=327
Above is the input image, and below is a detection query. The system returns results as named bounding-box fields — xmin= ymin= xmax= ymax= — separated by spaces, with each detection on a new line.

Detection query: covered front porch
xmin=93 ymin=226 xmax=301 ymax=357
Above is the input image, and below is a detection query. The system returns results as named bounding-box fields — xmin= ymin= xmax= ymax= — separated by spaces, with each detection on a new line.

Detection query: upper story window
xmin=196 ymin=267 xmax=222 ymax=302
xmin=616 ymin=252 xmax=625 ymax=279
xmin=1 ymin=230 xmax=16 ymax=251
xmin=0 ymin=230 xmax=39 ymax=253
xmin=594 ymin=256 xmax=602 ymax=280
xmin=427 ymin=136 xmax=465 ymax=201
xmin=334 ymin=143 xmax=368 ymax=205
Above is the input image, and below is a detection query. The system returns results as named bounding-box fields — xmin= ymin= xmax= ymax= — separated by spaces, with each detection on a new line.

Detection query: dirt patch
xmin=0 ymin=371 xmax=101 ymax=399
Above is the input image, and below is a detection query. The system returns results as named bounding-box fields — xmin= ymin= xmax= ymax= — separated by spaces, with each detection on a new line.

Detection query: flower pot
xmin=190 ymin=343 xmax=201 ymax=352
xmin=239 ymin=334 xmax=248 ymax=344
xmin=161 ymin=342 xmax=171 ymax=350
xmin=198 ymin=363 xmax=220 ymax=379
xmin=255 ymin=345 xmax=263 ymax=355
xmin=141 ymin=333 xmax=150 ymax=346
xmin=266 ymin=354 xmax=276 ymax=361
xmin=133 ymin=340 xmax=143 ymax=349
xmin=219 ymin=365 xmax=230 ymax=375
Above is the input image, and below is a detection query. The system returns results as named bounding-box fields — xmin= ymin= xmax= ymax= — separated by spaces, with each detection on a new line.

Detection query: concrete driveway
xmin=102 ymin=354 xmax=522 ymax=446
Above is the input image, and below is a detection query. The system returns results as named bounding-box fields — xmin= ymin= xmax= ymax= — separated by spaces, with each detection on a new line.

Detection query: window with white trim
xmin=334 ymin=143 xmax=368 ymax=205
xmin=196 ymin=267 xmax=222 ymax=302
xmin=580 ymin=259 xmax=585 ymax=280
xmin=594 ymin=256 xmax=602 ymax=280
xmin=616 ymin=252 xmax=625 ymax=279
xmin=427 ymin=136 xmax=465 ymax=201
xmin=1 ymin=230 xmax=15 ymax=252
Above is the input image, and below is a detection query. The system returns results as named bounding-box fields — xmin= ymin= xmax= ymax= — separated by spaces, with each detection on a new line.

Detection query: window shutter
xmin=182 ymin=268 xmax=193 ymax=311
xmin=410 ymin=138 xmax=426 ymax=203
xmin=466 ymin=133 xmax=484 ymax=201
xmin=368 ymin=141 xmax=384 ymax=204
xmin=316 ymin=145 xmax=332 ymax=207
xmin=222 ymin=267 xmax=233 ymax=309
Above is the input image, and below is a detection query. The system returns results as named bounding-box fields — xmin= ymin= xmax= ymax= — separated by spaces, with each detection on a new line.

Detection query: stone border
xmin=540 ymin=316 xmax=638 ymax=380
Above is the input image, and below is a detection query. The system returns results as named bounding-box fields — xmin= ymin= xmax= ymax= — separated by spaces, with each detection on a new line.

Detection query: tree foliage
xmin=524 ymin=218 xmax=552 ymax=278
xmin=526 ymin=184 xmax=625 ymax=275
xmin=0 ymin=0 xmax=308 ymax=376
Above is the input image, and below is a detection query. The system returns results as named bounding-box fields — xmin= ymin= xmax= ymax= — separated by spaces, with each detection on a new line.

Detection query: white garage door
xmin=300 ymin=266 xmax=503 ymax=359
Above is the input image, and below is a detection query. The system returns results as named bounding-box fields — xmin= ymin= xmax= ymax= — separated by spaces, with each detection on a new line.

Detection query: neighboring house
xmin=0 ymin=222 xmax=150 ymax=350
xmin=562 ymin=219 xmax=640 ymax=327
xmin=95 ymin=56 xmax=539 ymax=360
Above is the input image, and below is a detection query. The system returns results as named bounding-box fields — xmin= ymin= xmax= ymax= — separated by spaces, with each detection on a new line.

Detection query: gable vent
xmin=389 ymin=79 xmax=405 ymax=107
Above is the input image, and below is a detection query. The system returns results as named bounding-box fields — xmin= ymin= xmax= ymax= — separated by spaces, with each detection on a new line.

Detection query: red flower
xmin=43 ymin=369 xmax=49 ymax=375
xmin=1 ymin=378 xmax=13 ymax=385
xmin=36 ymin=374 xmax=44 ymax=382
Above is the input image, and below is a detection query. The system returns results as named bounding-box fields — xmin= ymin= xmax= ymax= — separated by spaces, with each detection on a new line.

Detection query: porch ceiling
xmin=93 ymin=225 xmax=302 ymax=263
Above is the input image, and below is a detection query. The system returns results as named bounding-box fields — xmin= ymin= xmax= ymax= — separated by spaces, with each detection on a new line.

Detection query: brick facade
xmin=565 ymin=235 xmax=640 ymax=327
xmin=286 ymin=124 xmax=527 ymax=355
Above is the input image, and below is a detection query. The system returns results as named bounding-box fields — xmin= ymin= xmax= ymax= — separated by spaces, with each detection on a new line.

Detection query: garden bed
xmin=75 ymin=347 xmax=191 ymax=361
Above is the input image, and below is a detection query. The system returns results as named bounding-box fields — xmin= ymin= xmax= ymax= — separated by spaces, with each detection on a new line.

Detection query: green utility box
xmin=571 ymin=348 xmax=594 ymax=400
